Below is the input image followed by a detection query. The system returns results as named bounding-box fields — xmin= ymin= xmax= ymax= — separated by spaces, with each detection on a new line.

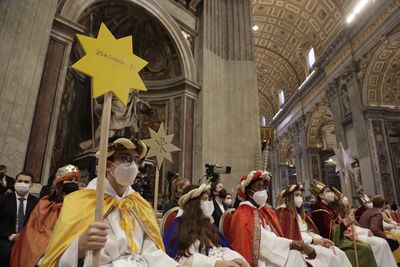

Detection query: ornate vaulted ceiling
xmin=251 ymin=0 xmax=354 ymax=121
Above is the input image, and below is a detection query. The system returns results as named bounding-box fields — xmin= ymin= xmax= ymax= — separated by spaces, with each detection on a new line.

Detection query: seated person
xmin=42 ymin=137 xmax=179 ymax=267
xmin=360 ymin=195 xmax=400 ymax=263
xmin=383 ymin=201 xmax=400 ymax=230
xmin=332 ymin=192 xmax=397 ymax=267
xmin=310 ymin=179 xmax=377 ymax=267
xmin=223 ymin=193 xmax=233 ymax=209
xmin=354 ymin=193 xmax=372 ymax=221
xmin=275 ymin=184 xmax=352 ymax=267
xmin=162 ymin=177 xmax=190 ymax=215
xmin=210 ymin=181 xmax=228 ymax=227
xmin=229 ymin=170 xmax=315 ymax=267
xmin=164 ymin=183 xmax=248 ymax=267
xmin=0 ymin=172 xmax=39 ymax=267
xmin=303 ymin=195 xmax=316 ymax=215
xmin=10 ymin=165 xmax=80 ymax=267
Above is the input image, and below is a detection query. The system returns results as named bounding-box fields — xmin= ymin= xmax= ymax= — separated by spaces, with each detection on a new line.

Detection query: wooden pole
xmin=92 ymin=92 xmax=112 ymax=267
xmin=343 ymin=169 xmax=359 ymax=267
xmin=153 ymin=166 xmax=160 ymax=213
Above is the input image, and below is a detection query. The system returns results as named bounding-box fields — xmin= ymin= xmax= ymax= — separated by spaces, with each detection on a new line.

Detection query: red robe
xmin=311 ymin=201 xmax=337 ymax=240
xmin=10 ymin=197 xmax=63 ymax=267
xmin=355 ymin=206 xmax=367 ymax=222
xmin=260 ymin=206 xmax=284 ymax=237
xmin=228 ymin=203 xmax=283 ymax=267
xmin=275 ymin=207 xmax=319 ymax=241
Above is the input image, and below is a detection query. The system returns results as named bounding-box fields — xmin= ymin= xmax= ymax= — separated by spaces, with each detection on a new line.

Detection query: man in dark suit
xmin=0 ymin=164 xmax=15 ymax=195
xmin=0 ymin=172 xmax=38 ymax=266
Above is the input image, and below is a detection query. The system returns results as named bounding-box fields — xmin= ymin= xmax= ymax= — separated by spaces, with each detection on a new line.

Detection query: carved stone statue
xmin=341 ymin=86 xmax=351 ymax=115
xmin=80 ymin=90 xmax=151 ymax=150
xmin=350 ymin=158 xmax=363 ymax=193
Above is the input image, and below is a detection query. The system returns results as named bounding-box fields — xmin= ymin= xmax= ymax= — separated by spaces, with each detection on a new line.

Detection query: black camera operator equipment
xmin=205 ymin=164 xmax=231 ymax=182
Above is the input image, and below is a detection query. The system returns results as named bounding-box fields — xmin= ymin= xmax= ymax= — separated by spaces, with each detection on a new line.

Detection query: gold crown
xmin=54 ymin=164 xmax=80 ymax=185
xmin=331 ymin=186 xmax=343 ymax=201
xmin=310 ymin=179 xmax=327 ymax=196
xmin=359 ymin=193 xmax=371 ymax=205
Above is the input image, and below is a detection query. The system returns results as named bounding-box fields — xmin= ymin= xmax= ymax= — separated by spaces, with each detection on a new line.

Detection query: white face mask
xmin=294 ymin=196 xmax=303 ymax=208
xmin=224 ymin=199 xmax=233 ymax=206
xmin=325 ymin=192 xmax=335 ymax=203
xmin=252 ymin=190 xmax=268 ymax=207
xmin=111 ymin=162 xmax=139 ymax=186
xmin=15 ymin=182 xmax=30 ymax=195
xmin=342 ymin=197 xmax=349 ymax=206
xmin=366 ymin=202 xmax=373 ymax=209
xmin=200 ymin=200 xmax=214 ymax=218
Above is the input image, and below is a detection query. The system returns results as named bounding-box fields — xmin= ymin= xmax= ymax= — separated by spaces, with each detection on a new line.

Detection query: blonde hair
xmin=171 ymin=177 xmax=189 ymax=199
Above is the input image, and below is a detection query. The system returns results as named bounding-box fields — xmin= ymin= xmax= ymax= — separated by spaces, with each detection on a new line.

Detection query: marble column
xmin=289 ymin=115 xmax=312 ymax=191
xmin=341 ymin=64 xmax=376 ymax=194
xmin=0 ymin=0 xmax=58 ymax=182
xmin=193 ymin=0 xmax=261 ymax=191
xmin=367 ymin=118 xmax=397 ymax=203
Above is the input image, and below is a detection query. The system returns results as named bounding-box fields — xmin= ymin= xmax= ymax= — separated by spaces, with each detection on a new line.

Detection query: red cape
xmin=10 ymin=197 xmax=62 ymax=267
xmin=228 ymin=204 xmax=259 ymax=266
xmin=275 ymin=207 xmax=319 ymax=240
xmin=259 ymin=206 xmax=284 ymax=237
xmin=311 ymin=201 xmax=337 ymax=239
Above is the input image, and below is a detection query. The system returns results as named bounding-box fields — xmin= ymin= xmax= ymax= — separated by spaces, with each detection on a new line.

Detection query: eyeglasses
xmin=114 ymin=153 xmax=140 ymax=165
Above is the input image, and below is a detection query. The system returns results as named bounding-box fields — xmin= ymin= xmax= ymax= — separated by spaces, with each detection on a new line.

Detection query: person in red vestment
xmin=10 ymin=164 xmax=80 ymax=267
xmin=354 ymin=193 xmax=372 ymax=222
xmin=228 ymin=170 xmax=315 ymax=267
xmin=275 ymin=184 xmax=352 ymax=267
xmin=310 ymin=179 xmax=378 ymax=267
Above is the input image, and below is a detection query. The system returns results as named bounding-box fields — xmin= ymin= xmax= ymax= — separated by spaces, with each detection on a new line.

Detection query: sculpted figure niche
xmin=340 ymin=85 xmax=351 ymax=115
xmin=350 ymin=158 xmax=363 ymax=194
xmin=80 ymin=91 xmax=151 ymax=150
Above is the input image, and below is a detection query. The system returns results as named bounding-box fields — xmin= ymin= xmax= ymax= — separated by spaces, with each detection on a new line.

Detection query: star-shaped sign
xmin=333 ymin=142 xmax=352 ymax=182
xmin=142 ymin=123 xmax=180 ymax=169
xmin=72 ymin=23 xmax=148 ymax=106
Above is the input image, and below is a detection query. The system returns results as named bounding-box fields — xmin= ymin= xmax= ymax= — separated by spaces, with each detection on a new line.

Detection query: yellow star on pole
xmin=72 ymin=23 xmax=148 ymax=105
xmin=141 ymin=123 xmax=180 ymax=169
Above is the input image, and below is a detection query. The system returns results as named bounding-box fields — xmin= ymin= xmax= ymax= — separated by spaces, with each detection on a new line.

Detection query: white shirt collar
xmin=15 ymin=192 xmax=29 ymax=200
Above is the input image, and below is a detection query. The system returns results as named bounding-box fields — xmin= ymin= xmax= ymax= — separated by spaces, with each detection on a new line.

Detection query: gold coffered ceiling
xmin=252 ymin=0 xmax=354 ymax=121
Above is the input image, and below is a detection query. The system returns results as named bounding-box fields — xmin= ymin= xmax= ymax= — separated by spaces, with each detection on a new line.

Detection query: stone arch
xmin=307 ymin=104 xmax=334 ymax=148
xmin=363 ymin=31 xmax=400 ymax=107
xmin=59 ymin=0 xmax=196 ymax=82
xmin=278 ymin=133 xmax=293 ymax=165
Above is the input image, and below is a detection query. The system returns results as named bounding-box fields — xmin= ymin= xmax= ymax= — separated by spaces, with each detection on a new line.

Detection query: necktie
xmin=17 ymin=197 xmax=25 ymax=232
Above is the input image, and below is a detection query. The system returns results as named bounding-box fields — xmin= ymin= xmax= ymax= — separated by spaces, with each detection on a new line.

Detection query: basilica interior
xmin=0 ymin=0 xmax=399 ymax=206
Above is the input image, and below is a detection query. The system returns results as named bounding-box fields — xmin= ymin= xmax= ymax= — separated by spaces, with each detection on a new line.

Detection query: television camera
xmin=205 ymin=163 xmax=231 ymax=182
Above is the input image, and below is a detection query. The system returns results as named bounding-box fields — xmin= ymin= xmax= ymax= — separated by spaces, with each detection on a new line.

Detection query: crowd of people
xmin=0 ymin=137 xmax=400 ymax=267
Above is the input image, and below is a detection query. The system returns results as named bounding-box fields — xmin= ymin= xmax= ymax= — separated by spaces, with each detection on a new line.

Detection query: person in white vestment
xmin=275 ymin=184 xmax=352 ymax=267
xmin=42 ymin=137 xmax=180 ymax=267
xmin=228 ymin=170 xmax=315 ymax=267
xmin=163 ymin=184 xmax=249 ymax=267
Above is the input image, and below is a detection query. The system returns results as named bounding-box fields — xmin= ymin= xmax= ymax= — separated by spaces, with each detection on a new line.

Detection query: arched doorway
xmin=24 ymin=0 xmax=198 ymax=205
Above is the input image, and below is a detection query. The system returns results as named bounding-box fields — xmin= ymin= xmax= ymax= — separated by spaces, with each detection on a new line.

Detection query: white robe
xmin=354 ymin=225 xmax=397 ymax=267
xmin=296 ymin=214 xmax=352 ymax=267
xmin=178 ymin=240 xmax=247 ymax=267
xmin=57 ymin=178 xmax=180 ymax=267
xmin=240 ymin=202 xmax=308 ymax=267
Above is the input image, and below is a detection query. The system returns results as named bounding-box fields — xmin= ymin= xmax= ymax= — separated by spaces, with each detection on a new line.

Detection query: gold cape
xmin=41 ymin=189 xmax=164 ymax=267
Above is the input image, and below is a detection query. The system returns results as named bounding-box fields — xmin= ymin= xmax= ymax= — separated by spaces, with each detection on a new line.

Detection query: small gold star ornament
xmin=141 ymin=123 xmax=180 ymax=169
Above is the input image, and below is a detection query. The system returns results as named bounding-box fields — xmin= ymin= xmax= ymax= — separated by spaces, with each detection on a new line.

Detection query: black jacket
xmin=0 ymin=175 xmax=14 ymax=195
xmin=0 ymin=193 xmax=38 ymax=239
xmin=212 ymin=198 xmax=227 ymax=227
